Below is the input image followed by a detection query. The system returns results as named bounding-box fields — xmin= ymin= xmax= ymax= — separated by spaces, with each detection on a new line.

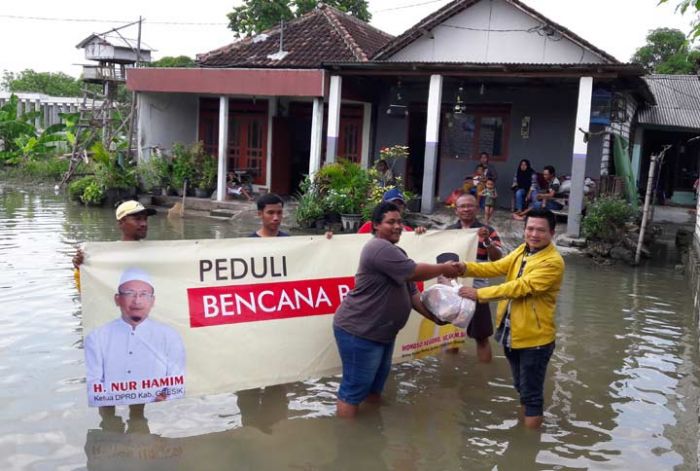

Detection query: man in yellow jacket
xmin=459 ymin=208 xmax=564 ymax=429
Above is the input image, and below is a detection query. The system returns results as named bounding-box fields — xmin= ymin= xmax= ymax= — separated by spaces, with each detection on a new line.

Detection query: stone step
xmin=210 ymin=209 xmax=239 ymax=218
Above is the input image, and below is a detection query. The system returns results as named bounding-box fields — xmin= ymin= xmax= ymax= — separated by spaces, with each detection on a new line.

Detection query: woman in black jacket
xmin=511 ymin=159 xmax=537 ymax=212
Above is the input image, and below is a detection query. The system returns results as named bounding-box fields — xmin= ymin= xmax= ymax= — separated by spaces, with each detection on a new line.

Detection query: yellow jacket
xmin=465 ymin=242 xmax=564 ymax=349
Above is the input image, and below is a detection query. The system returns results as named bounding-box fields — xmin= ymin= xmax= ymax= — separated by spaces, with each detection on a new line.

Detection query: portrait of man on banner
xmin=84 ymin=267 xmax=186 ymax=407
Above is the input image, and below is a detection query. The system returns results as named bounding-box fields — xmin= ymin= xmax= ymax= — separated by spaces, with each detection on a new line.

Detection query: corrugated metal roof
xmin=637 ymin=75 xmax=700 ymax=130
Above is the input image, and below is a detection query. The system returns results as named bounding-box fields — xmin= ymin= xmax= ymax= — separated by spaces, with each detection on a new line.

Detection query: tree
xmin=631 ymin=28 xmax=700 ymax=74
xmin=659 ymin=0 xmax=700 ymax=40
xmin=1 ymin=69 xmax=82 ymax=97
xmin=227 ymin=0 xmax=371 ymax=37
xmin=150 ymin=55 xmax=196 ymax=68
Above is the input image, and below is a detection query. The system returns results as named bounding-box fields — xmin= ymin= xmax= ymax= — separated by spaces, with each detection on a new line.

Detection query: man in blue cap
xmin=356 ymin=188 xmax=426 ymax=234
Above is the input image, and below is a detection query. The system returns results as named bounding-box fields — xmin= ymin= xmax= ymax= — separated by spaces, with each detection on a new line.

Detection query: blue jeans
xmin=504 ymin=342 xmax=555 ymax=417
xmin=515 ymin=188 xmax=527 ymax=211
xmin=333 ymin=325 xmax=394 ymax=405
xmin=531 ymin=192 xmax=563 ymax=210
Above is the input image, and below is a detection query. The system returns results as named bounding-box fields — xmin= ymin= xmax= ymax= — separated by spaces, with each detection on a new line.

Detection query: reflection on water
xmin=0 ymin=184 xmax=697 ymax=470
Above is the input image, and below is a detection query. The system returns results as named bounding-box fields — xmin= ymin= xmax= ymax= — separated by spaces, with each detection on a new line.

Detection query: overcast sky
xmin=0 ymin=0 xmax=695 ymax=78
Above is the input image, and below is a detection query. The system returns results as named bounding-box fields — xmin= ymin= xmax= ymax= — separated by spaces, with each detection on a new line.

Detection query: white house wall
xmin=137 ymin=92 xmax=198 ymax=160
xmin=389 ymin=0 xmax=607 ymax=64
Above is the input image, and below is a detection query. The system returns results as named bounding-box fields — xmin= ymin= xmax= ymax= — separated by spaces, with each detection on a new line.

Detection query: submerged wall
xmin=690 ymin=201 xmax=700 ymax=319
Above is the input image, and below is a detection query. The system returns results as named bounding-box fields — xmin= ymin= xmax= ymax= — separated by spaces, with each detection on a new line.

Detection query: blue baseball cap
xmin=382 ymin=188 xmax=405 ymax=203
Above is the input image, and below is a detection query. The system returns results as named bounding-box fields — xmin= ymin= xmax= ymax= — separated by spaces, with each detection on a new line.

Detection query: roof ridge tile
xmin=319 ymin=4 xmax=367 ymax=61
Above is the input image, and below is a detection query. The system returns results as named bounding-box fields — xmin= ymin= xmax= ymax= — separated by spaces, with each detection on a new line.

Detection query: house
xmin=633 ymin=75 xmax=700 ymax=206
xmin=127 ymin=4 xmax=390 ymax=198
xmin=126 ymin=0 xmax=654 ymax=236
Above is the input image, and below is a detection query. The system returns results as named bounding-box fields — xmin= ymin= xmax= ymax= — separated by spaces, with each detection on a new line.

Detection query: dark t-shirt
xmin=249 ymin=230 xmax=290 ymax=237
xmin=334 ymin=238 xmax=418 ymax=344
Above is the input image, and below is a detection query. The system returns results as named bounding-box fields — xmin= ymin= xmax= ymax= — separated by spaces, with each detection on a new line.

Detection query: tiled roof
xmin=197 ymin=4 xmax=392 ymax=68
xmin=372 ymin=0 xmax=618 ymax=63
xmin=637 ymin=75 xmax=700 ymax=131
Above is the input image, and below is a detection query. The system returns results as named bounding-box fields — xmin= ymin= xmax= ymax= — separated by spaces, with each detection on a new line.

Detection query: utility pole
xmin=126 ymin=16 xmax=142 ymax=161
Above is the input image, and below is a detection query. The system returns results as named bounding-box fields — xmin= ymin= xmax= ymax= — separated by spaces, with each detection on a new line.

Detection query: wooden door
xmin=228 ymin=114 xmax=268 ymax=185
xmin=271 ymin=117 xmax=292 ymax=194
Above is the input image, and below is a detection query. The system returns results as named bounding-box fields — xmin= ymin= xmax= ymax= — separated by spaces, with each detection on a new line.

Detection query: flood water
xmin=1 ymin=183 xmax=698 ymax=470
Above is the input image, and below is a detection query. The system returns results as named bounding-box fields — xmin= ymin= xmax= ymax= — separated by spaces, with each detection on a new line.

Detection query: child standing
xmin=480 ymin=178 xmax=498 ymax=224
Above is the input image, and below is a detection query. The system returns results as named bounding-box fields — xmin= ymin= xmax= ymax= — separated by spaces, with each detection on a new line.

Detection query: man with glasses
xmin=84 ymin=267 xmax=185 ymax=428
xmin=446 ymin=193 xmax=502 ymax=363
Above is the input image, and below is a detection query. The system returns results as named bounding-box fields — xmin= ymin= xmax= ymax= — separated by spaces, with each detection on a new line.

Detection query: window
xmin=440 ymin=105 xmax=510 ymax=161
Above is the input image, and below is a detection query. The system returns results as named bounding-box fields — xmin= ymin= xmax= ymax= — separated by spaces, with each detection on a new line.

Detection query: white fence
xmin=0 ymin=92 xmax=83 ymax=130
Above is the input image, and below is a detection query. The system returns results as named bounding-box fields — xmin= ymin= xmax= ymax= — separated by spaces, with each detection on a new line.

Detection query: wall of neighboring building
xmin=388 ymin=0 xmax=607 ymax=64
xmin=137 ymin=92 xmax=198 ymax=160
xmin=600 ymin=92 xmax=638 ymax=176
xmin=371 ymin=80 xmax=601 ymax=203
xmin=688 ymin=204 xmax=700 ymax=320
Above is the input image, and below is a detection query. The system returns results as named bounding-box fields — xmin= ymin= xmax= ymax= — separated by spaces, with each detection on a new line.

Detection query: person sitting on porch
xmin=227 ymin=172 xmax=253 ymax=201
xmin=375 ymin=159 xmax=395 ymax=187
xmin=511 ymin=159 xmax=537 ymax=212
xmin=513 ymin=165 xmax=563 ymax=220
xmin=476 ymin=152 xmax=498 ymax=182
xmin=463 ymin=164 xmax=485 ymax=196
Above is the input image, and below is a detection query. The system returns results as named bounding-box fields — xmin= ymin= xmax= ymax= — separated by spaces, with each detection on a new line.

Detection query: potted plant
xmin=316 ymin=159 xmax=372 ymax=232
xmin=139 ymin=151 xmax=171 ymax=195
xmin=378 ymin=144 xmax=409 ymax=177
xmin=195 ymin=153 xmax=217 ymax=198
xmin=294 ymin=176 xmax=326 ymax=229
xmin=171 ymin=143 xmax=197 ymax=196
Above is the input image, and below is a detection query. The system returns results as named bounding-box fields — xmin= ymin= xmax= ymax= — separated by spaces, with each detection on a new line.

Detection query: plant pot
xmin=194 ymin=188 xmax=210 ymax=198
xmin=104 ymin=188 xmax=136 ymax=206
xmin=340 ymin=213 xmax=363 ymax=233
xmin=407 ymin=197 xmax=421 ymax=213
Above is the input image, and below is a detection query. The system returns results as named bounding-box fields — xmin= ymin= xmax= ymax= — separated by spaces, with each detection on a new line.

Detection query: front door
xmin=228 ymin=112 xmax=268 ymax=186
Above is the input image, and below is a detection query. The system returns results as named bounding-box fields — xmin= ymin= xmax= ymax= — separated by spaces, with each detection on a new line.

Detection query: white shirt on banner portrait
xmin=85 ymin=317 xmax=186 ymax=407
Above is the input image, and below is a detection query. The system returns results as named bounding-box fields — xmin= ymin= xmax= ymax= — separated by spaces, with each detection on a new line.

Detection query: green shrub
xmin=68 ymin=176 xmax=96 ymax=201
xmin=0 ymin=158 xmax=70 ymax=180
xmin=171 ymin=143 xmax=198 ymax=191
xmin=294 ymin=176 xmax=326 ymax=227
xmin=19 ymin=158 xmax=70 ymax=179
xmin=316 ymin=159 xmax=372 ymax=215
xmin=581 ymin=196 xmax=636 ymax=241
xmin=81 ymin=181 xmax=105 ymax=206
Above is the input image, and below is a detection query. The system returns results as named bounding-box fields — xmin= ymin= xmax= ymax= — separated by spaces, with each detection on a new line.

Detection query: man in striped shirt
xmin=446 ymin=193 xmax=503 ymax=362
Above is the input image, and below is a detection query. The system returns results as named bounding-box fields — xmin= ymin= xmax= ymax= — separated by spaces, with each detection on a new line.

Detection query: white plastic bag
xmin=420 ymin=281 xmax=476 ymax=328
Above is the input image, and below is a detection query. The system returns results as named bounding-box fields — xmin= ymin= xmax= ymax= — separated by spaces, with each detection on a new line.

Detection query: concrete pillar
xmin=43 ymin=104 xmax=50 ymax=129
xmin=309 ymin=97 xmax=324 ymax=177
xmin=325 ymin=75 xmax=342 ymax=164
xmin=265 ymin=98 xmax=276 ymax=190
xmin=567 ymin=76 xmax=593 ymax=237
xmin=421 ymin=74 xmax=443 ymax=214
xmin=34 ymin=100 xmax=41 ymax=129
xmin=360 ymin=102 xmax=372 ymax=169
xmin=216 ymin=96 xmax=229 ymax=202
xmin=631 ymin=127 xmax=644 ymax=185
xmin=52 ymin=105 xmax=60 ymax=127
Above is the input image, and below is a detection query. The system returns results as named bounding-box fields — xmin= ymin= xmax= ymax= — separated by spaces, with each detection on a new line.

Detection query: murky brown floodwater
xmin=0 ymin=183 xmax=697 ymax=470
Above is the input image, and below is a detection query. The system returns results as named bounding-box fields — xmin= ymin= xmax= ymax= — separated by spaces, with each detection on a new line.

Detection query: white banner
xmin=81 ymin=230 xmax=479 ymax=406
